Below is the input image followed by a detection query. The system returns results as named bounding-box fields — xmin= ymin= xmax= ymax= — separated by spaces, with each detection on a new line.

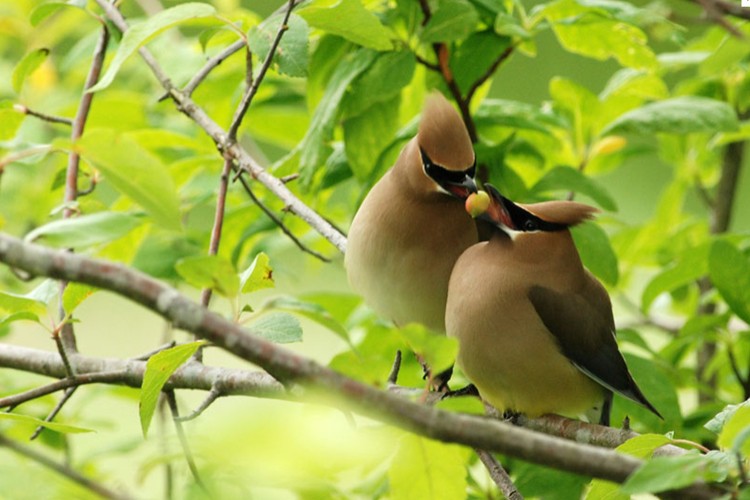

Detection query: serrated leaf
xmin=709 ymin=239 xmax=750 ymax=325
xmin=176 ymin=255 xmax=239 ymax=298
xmin=389 ymin=435 xmax=468 ymax=500
xmin=603 ymin=97 xmax=738 ymax=135
xmin=62 ymin=283 xmax=98 ymax=314
xmin=421 ymin=0 xmax=479 ymax=43
xmin=299 ymin=0 xmax=392 ymax=50
xmin=0 ymin=413 xmax=94 ymax=434
xmin=248 ymin=14 xmax=309 ymax=77
xmin=89 ymin=3 xmax=217 ymax=92
xmin=239 ymin=252 xmax=274 ymax=293
xmin=25 ymin=211 xmax=144 ymax=249
xmin=249 ymin=312 xmax=302 ymax=343
xmin=12 ymin=48 xmax=50 ymax=93
xmin=140 ymin=341 xmax=205 ymax=437
xmin=73 ymin=129 xmax=182 ymax=230
xmin=530 ymin=166 xmax=617 ymax=211
xmin=398 ymin=324 xmax=457 ymax=376
xmin=30 ymin=0 xmax=86 ymax=27
xmin=571 ymin=221 xmax=619 ymax=286
xmin=263 ymin=296 xmax=352 ymax=347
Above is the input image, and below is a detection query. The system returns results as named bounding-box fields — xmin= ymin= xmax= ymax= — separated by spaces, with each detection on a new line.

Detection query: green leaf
xmin=299 ymin=0 xmax=393 ymax=50
xmin=89 ymin=3 xmax=217 ymax=92
xmin=299 ymin=49 xmax=377 ymax=185
xmin=24 ymin=211 xmax=144 ymax=249
xmin=342 ymin=50 xmax=415 ymax=118
xmin=0 ymin=311 xmax=41 ymax=330
xmin=641 ymin=243 xmax=710 ymax=312
xmin=603 ymin=97 xmax=738 ymax=135
xmin=140 ymin=341 xmax=205 ymax=437
xmin=494 ymin=12 xmax=531 ymax=39
xmin=707 ymin=401 xmax=750 ymax=434
xmin=0 ymin=101 xmax=25 ymax=140
xmin=398 ymin=324 xmax=458 ymax=376
xmin=24 ymin=279 xmax=59 ymax=305
xmin=544 ymin=0 xmax=656 ymax=70
xmin=30 ymin=0 xmax=86 ymax=27
xmin=620 ymin=453 xmax=725 ymax=495
xmin=421 ymin=0 xmax=479 ymax=43
xmin=263 ymin=296 xmax=352 ymax=347
xmin=0 ymin=413 xmax=94 ymax=434
xmin=475 ymin=98 xmax=566 ymax=133
xmin=239 ymin=252 xmax=274 ymax=293
xmin=175 ymin=255 xmax=239 ymax=298
xmin=718 ymin=404 xmax=750 ymax=454
xmin=248 ymin=14 xmax=309 ymax=78
xmin=0 ymin=290 xmax=47 ymax=326
xmin=709 ymin=239 xmax=750 ymax=325
xmin=344 ymin=96 xmax=400 ymax=180
xmin=530 ymin=166 xmax=617 ymax=211
xmin=389 ymin=435 xmax=468 ymax=500
xmin=450 ymin=30 xmax=511 ymax=95
xmin=249 ymin=312 xmax=303 ymax=343
xmin=62 ymin=283 xmax=98 ymax=315
xmin=73 ymin=129 xmax=182 ymax=230
xmin=12 ymin=48 xmax=49 ymax=93
xmin=571 ymin=221 xmax=619 ymax=286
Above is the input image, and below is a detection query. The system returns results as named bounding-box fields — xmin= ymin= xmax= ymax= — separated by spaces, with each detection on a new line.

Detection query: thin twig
xmin=181 ymin=39 xmax=245 ymax=97
xmin=387 ymin=350 xmax=402 ymax=385
xmin=131 ymin=341 xmax=177 ymax=361
xmin=30 ymin=386 xmax=77 ymax=440
xmin=694 ymin=0 xmax=746 ymax=35
xmin=227 ymin=0 xmax=296 ymax=141
xmin=0 ymin=370 xmax=129 ymax=409
xmin=236 ymin=173 xmax=331 ymax=262
xmin=0 ymin=145 xmax=54 ymax=171
xmin=165 ymin=391 xmax=209 ymax=494
xmin=465 ymin=44 xmax=516 ymax=102
xmin=174 ymin=386 xmax=222 ymax=422
xmin=0 ymin=433 xmax=133 ymax=500
xmin=475 ymin=449 xmax=524 ymax=500
xmin=13 ymin=104 xmax=73 ymax=126
xmin=199 ymin=158 xmax=233 ymax=310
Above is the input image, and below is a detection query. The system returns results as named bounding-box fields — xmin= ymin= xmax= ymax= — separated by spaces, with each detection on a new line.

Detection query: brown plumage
xmin=345 ymin=94 xmax=477 ymax=333
xmin=446 ymin=185 xmax=661 ymax=424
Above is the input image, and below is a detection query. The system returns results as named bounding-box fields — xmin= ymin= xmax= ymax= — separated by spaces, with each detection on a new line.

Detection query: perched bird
xmin=446 ymin=185 xmax=661 ymax=425
xmin=345 ymin=93 xmax=478 ymax=334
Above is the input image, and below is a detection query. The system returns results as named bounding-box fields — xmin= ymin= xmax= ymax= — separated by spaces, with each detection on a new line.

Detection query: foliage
xmin=1 ymin=0 xmax=750 ymax=498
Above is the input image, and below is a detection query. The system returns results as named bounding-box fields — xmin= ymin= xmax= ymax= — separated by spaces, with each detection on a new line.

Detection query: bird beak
xmin=466 ymin=184 xmax=516 ymax=230
xmin=444 ymin=174 xmax=478 ymax=199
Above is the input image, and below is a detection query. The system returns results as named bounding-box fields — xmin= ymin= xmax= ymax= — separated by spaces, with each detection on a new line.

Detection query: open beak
xmin=444 ymin=175 xmax=478 ymax=199
xmin=468 ymin=184 xmax=516 ymax=231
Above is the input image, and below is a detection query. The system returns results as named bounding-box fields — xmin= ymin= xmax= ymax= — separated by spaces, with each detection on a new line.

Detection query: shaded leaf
xmin=263 ymin=296 xmax=352 ymax=347
xmin=398 ymin=324 xmax=457 ymax=376
xmin=451 ymin=30 xmax=511 ymax=95
xmin=641 ymin=243 xmax=710 ymax=312
xmin=175 ymin=255 xmax=239 ymax=298
xmin=709 ymin=239 xmax=750 ymax=325
xmin=249 ymin=312 xmax=303 ymax=343
xmin=299 ymin=0 xmax=392 ymax=50
xmin=603 ymin=97 xmax=738 ymax=135
xmin=0 ymin=413 xmax=94 ymax=434
xmin=342 ymin=50 xmax=415 ymax=118
xmin=140 ymin=341 xmax=205 ymax=437
xmin=718 ymin=404 xmax=750 ymax=454
xmin=25 ymin=212 xmax=144 ymax=249
xmin=571 ymin=221 xmax=619 ymax=286
xmin=12 ymin=48 xmax=49 ymax=93
xmin=620 ymin=452 xmax=726 ymax=495
xmin=73 ymin=129 xmax=182 ymax=230
xmin=239 ymin=252 xmax=274 ymax=293
xmin=344 ymin=96 xmax=400 ymax=180
xmin=530 ymin=166 xmax=617 ymax=211
xmin=475 ymin=98 xmax=565 ymax=133
xmin=421 ymin=0 xmax=479 ymax=43
xmin=248 ymin=13 xmax=309 ymax=77
xmin=30 ymin=0 xmax=87 ymax=26
xmin=707 ymin=400 xmax=750 ymax=434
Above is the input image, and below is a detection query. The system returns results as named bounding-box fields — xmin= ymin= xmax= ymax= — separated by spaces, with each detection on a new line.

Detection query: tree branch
xmin=0 ymin=235 xmax=723 ymax=497
xmin=13 ymin=104 xmax=73 ymax=126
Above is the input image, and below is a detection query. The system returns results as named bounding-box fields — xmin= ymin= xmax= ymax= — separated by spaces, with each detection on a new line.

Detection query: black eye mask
xmin=420 ymin=148 xmax=476 ymax=186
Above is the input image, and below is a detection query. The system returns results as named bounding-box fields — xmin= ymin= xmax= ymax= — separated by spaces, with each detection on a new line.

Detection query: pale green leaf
xmin=398 ymin=324 xmax=457 ymax=376
xmin=0 ymin=101 xmax=25 ymax=140
xmin=718 ymin=404 xmax=750 ymax=453
xmin=617 ymin=434 xmax=672 ymax=458
xmin=249 ymin=312 xmax=303 ymax=343
xmin=25 ymin=211 xmax=144 ymax=248
xmin=389 ymin=435 xmax=468 ymax=500
xmin=89 ymin=3 xmax=217 ymax=92
xmin=0 ymin=291 xmax=47 ymax=323
xmin=344 ymin=96 xmax=400 ymax=180
xmin=140 ymin=341 xmax=205 ymax=437
xmin=709 ymin=240 xmax=750 ymax=325
xmin=263 ymin=296 xmax=352 ymax=347
xmin=248 ymin=14 xmax=309 ymax=77
xmin=571 ymin=221 xmax=619 ymax=286
xmin=0 ymin=311 xmax=41 ymax=330
xmin=494 ymin=12 xmax=531 ymax=39
xmin=421 ymin=0 xmax=479 ymax=43
xmin=30 ymin=0 xmax=86 ymax=27
xmin=24 ymin=279 xmax=59 ymax=305
xmin=12 ymin=48 xmax=49 ymax=93
xmin=603 ymin=97 xmax=738 ymax=135
xmin=620 ymin=453 xmax=725 ymax=495
xmin=73 ymin=129 xmax=182 ymax=230
xmin=175 ymin=255 xmax=239 ymax=298
xmin=641 ymin=243 xmax=710 ymax=312
xmin=707 ymin=401 xmax=750 ymax=434
xmin=299 ymin=0 xmax=393 ymax=50
xmin=0 ymin=413 xmax=94 ymax=434
xmin=530 ymin=166 xmax=617 ymax=211
xmin=475 ymin=98 xmax=565 ymax=133
xmin=62 ymin=283 xmax=98 ymax=314
xmin=239 ymin=252 xmax=274 ymax=293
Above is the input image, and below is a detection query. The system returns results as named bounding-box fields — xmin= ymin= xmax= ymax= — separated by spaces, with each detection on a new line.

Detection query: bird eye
xmin=523 ymin=219 xmax=538 ymax=231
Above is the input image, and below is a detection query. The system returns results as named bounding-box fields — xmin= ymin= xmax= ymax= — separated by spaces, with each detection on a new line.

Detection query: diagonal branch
xmin=0 ymin=234 xmax=722 ymax=498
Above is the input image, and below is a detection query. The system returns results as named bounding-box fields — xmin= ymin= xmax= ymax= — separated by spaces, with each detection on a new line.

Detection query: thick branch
xmin=0 ymin=235 xmax=722 ymax=497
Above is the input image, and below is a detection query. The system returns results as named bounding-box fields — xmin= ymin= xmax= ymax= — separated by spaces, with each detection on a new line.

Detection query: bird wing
xmin=527 ymin=284 xmax=662 ymax=418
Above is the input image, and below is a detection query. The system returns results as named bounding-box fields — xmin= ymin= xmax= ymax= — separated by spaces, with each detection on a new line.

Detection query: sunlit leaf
xmin=24 ymin=212 xmax=144 ymax=249
xmin=73 ymin=129 xmax=182 ymax=230
xmin=176 ymin=255 xmax=239 ymax=298
xmin=30 ymin=0 xmax=87 ymax=27
xmin=398 ymin=324 xmax=457 ymax=376
xmin=620 ymin=452 xmax=727 ymax=495
xmin=248 ymin=13 xmax=309 ymax=77
xmin=603 ymin=97 xmax=738 ymax=135
xmin=239 ymin=252 xmax=274 ymax=293
xmin=299 ymin=0 xmax=393 ymax=50
xmin=530 ymin=166 xmax=617 ymax=211
xmin=571 ymin=221 xmax=619 ymax=286
xmin=342 ymin=50 xmax=415 ymax=118
xmin=0 ymin=291 xmax=47 ymax=327
xmin=706 ymin=400 xmax=750 ymax=434
xmin=0 ymin=101 xmax=25 ymax=140
xmin=12 ymin=48 xmax=49 ymax=93
xmin=641 ymin=243 xmax=710 ymax=312
xmin=62 ymin=283 xmax=98 ymax=314
xmin=263 ymin=296 xmax=352 ymax=346
xmin=344 ymin=95 xmax=400 ymax=180
xmin=140 ymin=341 xmax=205 ymax=437
xmin=718 ymin=404 xmax=750 ymax=454
xmin=709 ymin=239 xmax=750 ymax=325
xmin=0 ymin=413 xmax=94 ymax=434
xmin=89 ymin=3 xmax=217 ymax=92
xmin=249 ymin=312 xmax=303 ymax=343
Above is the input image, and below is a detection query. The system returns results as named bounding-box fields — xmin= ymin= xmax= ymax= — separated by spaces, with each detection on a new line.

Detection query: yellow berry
xmin=466 ymin=190 xmax=490 ymax=218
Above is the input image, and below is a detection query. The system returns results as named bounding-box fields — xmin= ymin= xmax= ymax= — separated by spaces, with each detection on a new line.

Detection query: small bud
xmin=591 ymin=136 xmax=626 ymax=157
xmin=13 ymin=103 xmax=26 ymax=114
xmin=465 ymin=190 xmax=490 ymax=218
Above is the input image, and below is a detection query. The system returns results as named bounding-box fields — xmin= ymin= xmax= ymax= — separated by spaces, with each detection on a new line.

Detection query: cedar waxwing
xmin=446 ymin=185 xmax=661 ymax=425
xmin=345 ymin=93 xmax=478 ymax=334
